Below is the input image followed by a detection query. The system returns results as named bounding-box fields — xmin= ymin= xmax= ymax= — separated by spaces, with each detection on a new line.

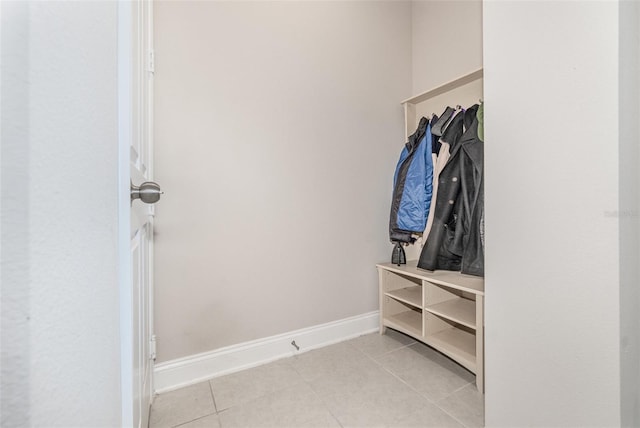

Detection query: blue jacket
xmin=389 ymin=117 xmax=433 ymax=243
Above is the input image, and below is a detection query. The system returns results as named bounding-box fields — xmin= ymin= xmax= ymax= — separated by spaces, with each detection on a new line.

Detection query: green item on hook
xmin=477 ymin=102 xmax=484 ymax=142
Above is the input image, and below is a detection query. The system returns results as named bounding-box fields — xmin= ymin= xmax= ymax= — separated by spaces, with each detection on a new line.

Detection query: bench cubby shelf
xmin=377 ymin=261 xmax=485 ymax=392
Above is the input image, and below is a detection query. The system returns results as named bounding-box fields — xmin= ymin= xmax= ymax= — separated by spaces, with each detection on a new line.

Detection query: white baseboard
xmin=153 ymin=310 xmax=380 ymax=393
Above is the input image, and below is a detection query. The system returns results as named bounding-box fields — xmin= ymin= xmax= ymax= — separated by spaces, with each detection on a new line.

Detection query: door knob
xmin=131 ymin=181 xmax=163 ymax=204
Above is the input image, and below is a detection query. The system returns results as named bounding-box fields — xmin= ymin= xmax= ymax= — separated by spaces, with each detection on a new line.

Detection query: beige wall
xmin=154 ymin=1 xmax=412 ymax=362
xmin=619 ymin=2 xmax=640 ymax=425
xmin=1 ymin=1 xmax=121 ymax=425
xmin=411 ymin=0 xmax=483 ymax=94
xmin=483 ymin=1 xmax=622 ymax=425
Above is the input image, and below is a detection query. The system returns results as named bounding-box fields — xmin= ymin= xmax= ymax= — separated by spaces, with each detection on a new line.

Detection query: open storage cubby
xmin=379 ymin=269 xmax=423 ymax=337
xmin=377 ymin=261 xmax=485 ymax=392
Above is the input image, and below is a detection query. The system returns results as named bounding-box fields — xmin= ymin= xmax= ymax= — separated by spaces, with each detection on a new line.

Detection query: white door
xmin=119 ymin=1 xmax=157 ymax=427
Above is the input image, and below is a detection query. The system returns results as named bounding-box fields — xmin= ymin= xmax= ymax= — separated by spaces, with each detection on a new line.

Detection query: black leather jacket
xmin=418 ymin=105 xmax=484 ymax=276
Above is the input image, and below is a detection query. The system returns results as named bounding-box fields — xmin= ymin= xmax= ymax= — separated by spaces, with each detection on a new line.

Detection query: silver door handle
xmin=131 ymin=181 xmax=163 ymax=204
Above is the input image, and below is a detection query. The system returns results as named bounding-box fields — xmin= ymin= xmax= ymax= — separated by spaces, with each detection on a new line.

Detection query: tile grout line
xmin=431 ymin=396 xmax=475 ymax=428
xmin=368 ymin=341 xmax=418 ymax=359
xmin=288 ymin=353 xmax=346 ymax=428
xmin=432 ymin=383 xmax=482 ymax=428
xmin=207 ymin=380 xmax=219 ymax=414
xmin=302 ymin=376 xmax=346 ymax=428
xmin=171 ymin=412 xmax=219 ymax=428
xmin=157 ymin=334 xmax=481 ymax=428
xmin=365 ymin=344 xmax=475 ymax=428
xmin=208 ymin=360 xmax=318 ymax=424
xmin=364 ymin=346 xmax=435 ymax=401
xmin=443 ymin=380 xmax=475 ymax=398
xmin=302 ymin=338 xmax=475 ymax=428
xmin=362 ymin=346 xmax=452 ymax=428
xmin=150 ymin=384 xmax=219 ymax=428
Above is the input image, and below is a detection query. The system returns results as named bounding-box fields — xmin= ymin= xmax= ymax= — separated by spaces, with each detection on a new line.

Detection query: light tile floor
xmin=149 ymin=330 xmax=484 ymax=428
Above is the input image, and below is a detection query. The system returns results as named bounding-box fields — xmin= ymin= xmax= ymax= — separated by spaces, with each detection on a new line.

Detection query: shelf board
xmin=385 ymin=286 xmax=421 ymax=308
xmin=425 ymin=298 xmax=476 ymax=329
xmin=377 ymin=261 xmax=484 ymax=295
xmin=401 ymin=68 xmax=483 ymax=105
xmin=425 ymin=328 xmax=476 ymax=373
xmin=384 ymin=310 xmax=422 ymax=337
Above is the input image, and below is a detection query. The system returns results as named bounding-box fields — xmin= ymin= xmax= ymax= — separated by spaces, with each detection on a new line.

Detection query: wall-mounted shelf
xmin=400 ymin=68 xmax=484 ymax=141
xmin=401 ymin=68 xmax=483 ymax=105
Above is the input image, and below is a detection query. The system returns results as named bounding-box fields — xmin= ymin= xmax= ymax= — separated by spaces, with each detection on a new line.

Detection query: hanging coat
xmin=389 ymin=117 xmax=433 ymax=244
xmin=418 ymin=105 xmax=484 ymax=276
xmin=459 ymin=104 xmax=485 ymax=276
xmin=422 ymin=109 xmax=463 ymax=242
